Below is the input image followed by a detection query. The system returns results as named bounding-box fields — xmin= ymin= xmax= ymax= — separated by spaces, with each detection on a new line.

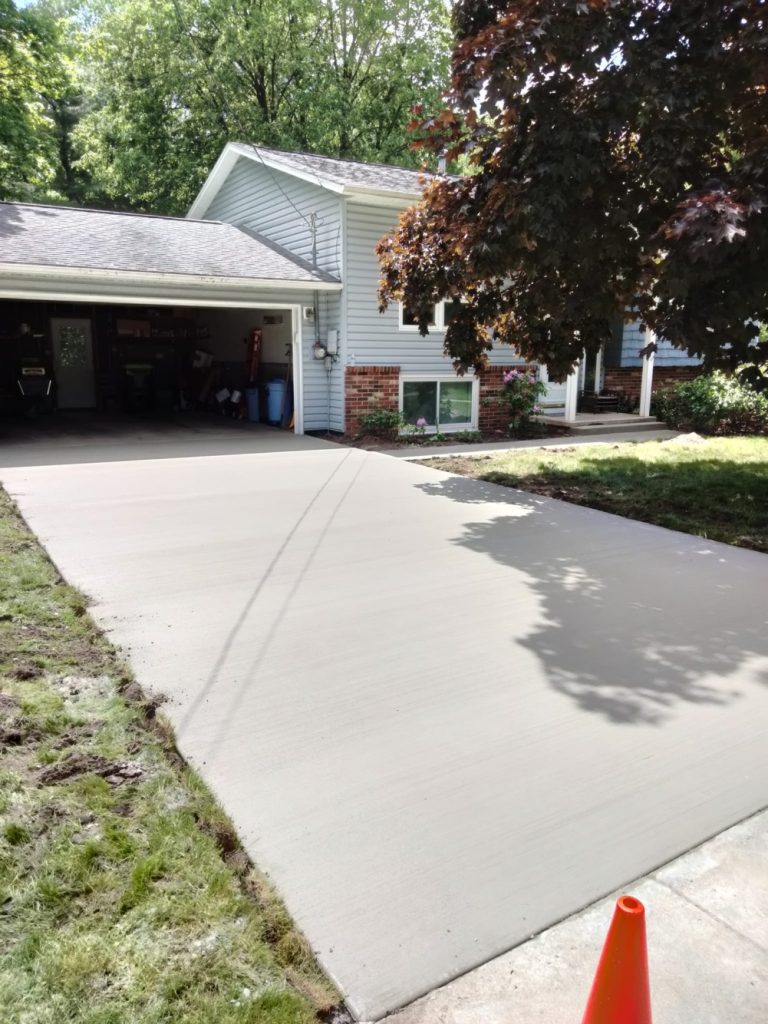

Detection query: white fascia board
xmin=0 ymin=267 xmax=340 ymax=309
xmin=344 ymin=189 xmax=423 ymax=210
xmin=186 ymin=144 xmax=241 ymax=219
xmin=0 ymin=287 xmax=298 ymax=309
xmin=0 ymin=263 xmax=340 ymax=292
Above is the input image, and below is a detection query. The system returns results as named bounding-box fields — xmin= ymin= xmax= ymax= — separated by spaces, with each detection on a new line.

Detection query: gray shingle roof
xmin=0 ymin=202 xmax=337 ymax=284
xmin=233 ymin=143 xmax=435 ymax=195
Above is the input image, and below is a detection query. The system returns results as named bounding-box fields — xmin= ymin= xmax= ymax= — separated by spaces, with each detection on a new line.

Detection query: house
xmin=0 ymin=142 xmax=701 ymax=433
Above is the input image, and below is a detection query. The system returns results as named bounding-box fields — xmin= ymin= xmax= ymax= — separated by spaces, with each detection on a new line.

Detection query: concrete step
xmin=539 ymin=415 xmax=662 ymax=435
xmin=565 ymin=419 xmax=662 ymax=435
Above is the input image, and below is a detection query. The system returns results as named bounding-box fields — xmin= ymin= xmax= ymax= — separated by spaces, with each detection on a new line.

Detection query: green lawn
xmin=0 ymin=489 xmax=337 ymax=1024
xmin=429 ymin=437 xmax=768 ymax=552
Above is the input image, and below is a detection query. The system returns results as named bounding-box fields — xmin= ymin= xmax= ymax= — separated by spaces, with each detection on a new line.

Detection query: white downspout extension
xmin=564 ymin=357 xmax=581 ymax=422
xmin=639 ymin=328 xmax=656 ymax=417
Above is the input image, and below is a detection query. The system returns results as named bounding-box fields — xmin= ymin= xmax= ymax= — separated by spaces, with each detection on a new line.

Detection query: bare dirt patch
xmin=0 ymin=692 xmax=20 ymax=714
xmin=312 ymin=425 xmax=558 ymax=451
xmin=38 ymin=751 xmax=145 ymax=786
xmin=10 ymin=661 xmax=43 ymax=680
xmin=50 ymin=723 xmax=97 ymax=749
xmin=0 ymin=692 xmax=37 ymax=746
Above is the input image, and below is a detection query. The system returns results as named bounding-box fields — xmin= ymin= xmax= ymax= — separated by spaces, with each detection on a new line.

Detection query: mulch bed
xmin=311 ymin=426 xmax=559 ymax=451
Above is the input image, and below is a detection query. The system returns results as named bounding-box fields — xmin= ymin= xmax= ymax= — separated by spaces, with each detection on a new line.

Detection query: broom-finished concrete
xmin=2 ymin=429 xmax=767 ymax=1019
xmin=387 ymin=808 xmax=768 ymax=1024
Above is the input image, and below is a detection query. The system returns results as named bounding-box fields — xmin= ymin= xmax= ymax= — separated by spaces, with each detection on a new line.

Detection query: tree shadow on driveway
xmin=416 ymin=472 xmax=768 ymax=726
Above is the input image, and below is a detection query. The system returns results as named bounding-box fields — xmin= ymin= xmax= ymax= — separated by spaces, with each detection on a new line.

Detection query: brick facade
xmin=344 ymin=363 xmax=540 ymax=435
xmin=344 ymin=363 xmax=704 ymax=433
xmin=476 ymin=365 xmax=539 ymax=434
xmin=344 ymin=365 xmax=399 ymax=435
xmin=602 ymin=365 xmax=703 ymax=408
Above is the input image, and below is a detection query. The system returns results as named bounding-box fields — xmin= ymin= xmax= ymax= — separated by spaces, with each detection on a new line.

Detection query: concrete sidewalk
xmin=387 ymin=808 xmax=768 ymax=1024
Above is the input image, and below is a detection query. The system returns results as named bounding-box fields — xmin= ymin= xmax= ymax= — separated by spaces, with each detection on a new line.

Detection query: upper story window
xmin=398 ymin=300 xmax=464 ymax=332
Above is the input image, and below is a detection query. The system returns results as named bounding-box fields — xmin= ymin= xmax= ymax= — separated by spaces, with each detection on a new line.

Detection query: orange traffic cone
xmin=581 ymin=895 xmax=652 ymax=1024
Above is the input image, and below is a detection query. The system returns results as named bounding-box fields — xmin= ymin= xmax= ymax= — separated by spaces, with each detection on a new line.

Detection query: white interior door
xmin=50 ymin=318 xmax=96 ymax=408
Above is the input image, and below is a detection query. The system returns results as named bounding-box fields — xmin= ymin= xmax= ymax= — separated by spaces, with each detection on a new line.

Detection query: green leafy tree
xmin=0 ymin=0 xmax=92 ymax=202
xmin=74 ymin=0 xmax=452 ymax=213
xmin=72 ymin=0 xmax=219 ymax=212
xmin=32 ymin=0 xmax=95 ymax=203
xmin=0 ymin=0 xmax=55 ymax=198
xmin=377 ymin=0 xmax=768 ymax=379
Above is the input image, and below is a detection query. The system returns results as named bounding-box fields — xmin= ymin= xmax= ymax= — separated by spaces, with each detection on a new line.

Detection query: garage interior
xmin=0 ymin=299 xmax=297 ymax=429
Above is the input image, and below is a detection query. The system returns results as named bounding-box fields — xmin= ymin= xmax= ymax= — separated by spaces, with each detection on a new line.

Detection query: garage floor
xmin=2 ymin=431 xmax=767 ymax=1020
xmin=0 ymin=414 xmax=333 ymax=468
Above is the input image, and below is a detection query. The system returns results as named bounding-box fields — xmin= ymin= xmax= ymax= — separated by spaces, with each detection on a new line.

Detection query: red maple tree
xmin=377 ymin=0 xmax=768 ymax=379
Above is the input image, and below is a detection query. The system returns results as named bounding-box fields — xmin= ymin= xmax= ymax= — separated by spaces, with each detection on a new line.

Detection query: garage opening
xmin=0 ymin=299 xmax=301 ymax=432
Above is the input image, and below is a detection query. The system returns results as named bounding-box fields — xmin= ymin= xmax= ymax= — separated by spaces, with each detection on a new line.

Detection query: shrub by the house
xmin=357 ymin=407 xmax=403 ymax=439
xmin=498 ymin=369 xmax=547 ymax=437
xmin=654 ymin=372 xmax=768 ymax=435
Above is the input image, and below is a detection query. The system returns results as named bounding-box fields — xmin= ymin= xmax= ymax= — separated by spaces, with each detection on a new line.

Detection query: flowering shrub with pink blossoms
xmin=499 ymin=368 xmax=547 ymax=436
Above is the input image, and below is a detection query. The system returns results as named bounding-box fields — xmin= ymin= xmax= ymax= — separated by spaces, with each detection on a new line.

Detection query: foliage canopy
xmin=0 ymin=0 xmax=86 ymax=201
xmin=377 ymin=0 xmax=768 ymax=378
xmin=1 ymin=0 xmax=451 ymax=213
xmin=74 ymin=0 xmax=451 ymax=213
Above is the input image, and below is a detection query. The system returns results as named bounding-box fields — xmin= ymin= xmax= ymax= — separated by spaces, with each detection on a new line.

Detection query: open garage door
xmin=0 ymin=298 xmax=304 ymax=434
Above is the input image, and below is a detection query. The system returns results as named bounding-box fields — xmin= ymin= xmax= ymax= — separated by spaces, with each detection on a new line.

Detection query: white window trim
xmin=398 ymin=373 xmax=479 ymax=434
xmin=398 ymin=300 xmax=460 ymax=333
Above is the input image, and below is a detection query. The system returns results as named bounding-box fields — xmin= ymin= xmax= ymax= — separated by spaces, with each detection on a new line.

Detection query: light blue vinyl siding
xmin=201 ymin=156 xmax=344 ymax=431
xmin=621 ymin=318 xmax=702 ymax=368
xmin=343 ymin=201 xmax=524 ymax=374
xmin=204 ymin=156 xmax=342 ymax=275
xmin=313 ymin=289 xmax=343 ymax=431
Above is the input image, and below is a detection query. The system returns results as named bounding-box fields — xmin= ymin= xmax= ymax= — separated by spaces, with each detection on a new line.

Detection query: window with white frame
xmin=399 ymin=375 xmax=478 ymax=432
xmin=399 ymin=299 xmax=464 ymax=331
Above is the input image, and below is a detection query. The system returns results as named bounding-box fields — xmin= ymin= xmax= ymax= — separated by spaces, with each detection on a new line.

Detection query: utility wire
xmin=170 ymin=0 xmax=341 ymax=432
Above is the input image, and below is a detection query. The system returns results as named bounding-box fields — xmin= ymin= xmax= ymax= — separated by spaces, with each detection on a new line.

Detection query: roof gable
xmin=187 ymin=142 xmax=439 ymax=219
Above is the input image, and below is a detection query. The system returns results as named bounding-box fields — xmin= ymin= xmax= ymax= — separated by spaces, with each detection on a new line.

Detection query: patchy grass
xmin=0 ymin=488 xmax=339 ymax=1024
xmin=428 ymin=436 xmax=768 ymax=552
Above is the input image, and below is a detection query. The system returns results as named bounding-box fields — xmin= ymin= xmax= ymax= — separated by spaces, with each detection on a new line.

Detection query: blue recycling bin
xmin=266 ymin=379 xmax=286 ymax=424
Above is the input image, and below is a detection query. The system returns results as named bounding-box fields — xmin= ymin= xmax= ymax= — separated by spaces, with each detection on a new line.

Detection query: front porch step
xmin=566 ymin=419 xmax=663 ymax=435
xmin=539 ymin=415 xmax=663 ymax=435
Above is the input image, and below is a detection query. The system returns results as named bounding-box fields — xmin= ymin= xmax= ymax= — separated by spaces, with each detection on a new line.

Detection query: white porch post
xmin=638 ymin=328 xmax=655 ymax=417
xmin=564 ymin=359 xmax=580 ymax=422
xmin=594 ymin=345 xmax=603 ymax=394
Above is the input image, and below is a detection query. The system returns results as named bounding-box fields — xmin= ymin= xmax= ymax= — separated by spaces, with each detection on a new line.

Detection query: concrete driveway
xmin=2 ymin=425 xmax=767 ymax=1019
